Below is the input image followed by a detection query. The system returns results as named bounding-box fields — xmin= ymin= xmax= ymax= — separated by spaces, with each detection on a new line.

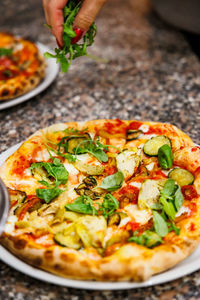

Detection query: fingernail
xmin=56 ymin=38 xmax=63 ymax=49
xmin=71 ymin=28 xmax=84 ymax=44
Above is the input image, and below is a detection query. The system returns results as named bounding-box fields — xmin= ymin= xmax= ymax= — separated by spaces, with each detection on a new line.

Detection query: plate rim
xmin=0 ymin=42 xmax=59 ymax=110
xmin=0 ymin=143 xmax=200 ymax=290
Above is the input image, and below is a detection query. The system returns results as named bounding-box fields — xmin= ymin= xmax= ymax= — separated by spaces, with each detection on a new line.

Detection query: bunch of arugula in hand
xmin=44 ymin=0 xmax=97 ymax=72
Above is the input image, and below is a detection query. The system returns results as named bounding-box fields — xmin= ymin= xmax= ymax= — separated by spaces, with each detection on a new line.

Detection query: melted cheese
xmin=4 ymin=215 xmax=17 ymax=234
xmin=139 ymin=124 xmax=149 ymax=133
xmin=146 ymin=162 xmax=155 ymax=171
xmin=64 ymin=163 xmax=79 ymax=175
xmin=34 ymin=149 xmax=50 ymax=162
xmin=119 ymin=217 xmax=131 ymax=228
xmin=176 ymin=206 xmax=191 ymax=217
xmin=124 ymin=204 xmax=152 ymax=225
xmin=129 ymin=181 xmax=142 ymax=189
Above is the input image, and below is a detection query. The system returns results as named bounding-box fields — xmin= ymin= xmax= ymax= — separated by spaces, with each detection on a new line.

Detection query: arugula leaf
xmin=0 ymin=48 xmax=13 ymax=56
xmin=75 ymin=140 xmax=108 ymax=163
xmin=174 ymin=187 xmax=184 ymax=211
xmin=153 ymin=211 xmax=168 ymax=237
xmin=36 ymin=187 xmax=63 ymax=203
xmin=30 ymin=159 xmax=68 ymax=185
xmin=62 ymin=127 xmax=88 ymax=135
xmin=65 ymin=195 xmax=98 ymax=215
xmin=168 ymin=222 xmax=180 ymax=235
xmin=44 ymin=0 xmax=97 ymax=72
xmin=129 ymin=230 xmax=162 ymax=248
xmin=46 ymin=144 xmax=76 ymax=163
xmin=100 ymin=171 xmax=124 ymax=191
xmin=161 ymin=179 xmax=176 ymax=198
xmin=38 ymin=180 xmax=51 ymax=187
xmin=98 ymin=194 xmax=119 ymax=218
xmin=158 ymin=144 xmax=173 ymax=169
xmin=159 ymin=196 xmax=176 ymax=220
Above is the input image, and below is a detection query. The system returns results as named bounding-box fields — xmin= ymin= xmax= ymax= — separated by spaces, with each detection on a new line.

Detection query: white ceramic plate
xmin=0 ymin=43 xmax=59 ymax=110
xmin=0 ymin=144 xmax=200 ymax=290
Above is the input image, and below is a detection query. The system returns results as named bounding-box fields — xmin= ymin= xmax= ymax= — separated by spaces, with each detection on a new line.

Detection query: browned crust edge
xmin=0 ymin=120 xmax=199 ymax=281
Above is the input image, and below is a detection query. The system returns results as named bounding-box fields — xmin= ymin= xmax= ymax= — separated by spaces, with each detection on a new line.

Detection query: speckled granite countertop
xmin=1 ymin=0 xmax=200 ymax=299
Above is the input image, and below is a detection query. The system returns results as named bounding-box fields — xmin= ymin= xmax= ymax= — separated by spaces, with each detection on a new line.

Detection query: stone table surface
xmin=1 ymin=0 xmax=200 ymax=299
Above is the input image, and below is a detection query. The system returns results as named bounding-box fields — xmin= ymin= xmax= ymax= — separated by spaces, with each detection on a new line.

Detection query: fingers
xmin=42 ymin=0 xmax=108 ymax=47
xmin=43 ymin=0 xmax=68 ymax=47
xmin=73 ymin=0 xmax=107 ymax=32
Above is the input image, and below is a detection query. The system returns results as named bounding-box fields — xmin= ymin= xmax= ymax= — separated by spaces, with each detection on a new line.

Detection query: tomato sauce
xmin=181 ymin=185 xmax=198 ymax=200
xmin=0 ymin=57 xmax=13 ymax=68
xmin=189 ymin=223 xmax=196 ymax=231
xmin=118 ymin=185 xmax=139 ymax=204
xmin=128 ymin=121 xmax=143 ymax=130
xmin=12 ymin=155 xmax=33 ymax=176
xmin=104 ymin=119 xmax=127 ymax=135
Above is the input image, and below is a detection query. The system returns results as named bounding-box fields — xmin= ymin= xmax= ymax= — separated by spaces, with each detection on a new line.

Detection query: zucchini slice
xmin=54 ymin=232 xmax=82 ymax=249
xmin=168 ymin=168 xmax=194 ymax=187
xmin=126 ymin=130 xmax=143 ymax=141
xmin=8 ymin=188 xmax=26 ymax=206
xmin=107 ymin=213 xmax=121 ymax=226
xmin=143 ymin=135 xmax=171 ymax=156
xmin=67 ymin=134 xmax=90 ymax=154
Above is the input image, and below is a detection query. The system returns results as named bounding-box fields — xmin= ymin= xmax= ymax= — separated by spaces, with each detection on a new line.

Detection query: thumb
xmin=73 ymin=0 xmax=107 ymax=32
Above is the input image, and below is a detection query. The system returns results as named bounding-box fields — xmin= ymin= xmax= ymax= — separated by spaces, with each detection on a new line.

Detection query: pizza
xmin=0 ymin=33 xmax=46 ymax=101
xmin=1 ymin=119 xmax=200 ymax=281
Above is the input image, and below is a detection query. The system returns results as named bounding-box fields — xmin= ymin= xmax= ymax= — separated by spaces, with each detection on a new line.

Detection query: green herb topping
xmin=30 ymin=158 xmax=68 ymax=203
xmin=128 ymin=230 xmax=162 ymax=248
xmin=158 ymin=144 xmax=173 ymax=169
xmin=100 ymin=171 xmax=124 ymax=192
xmin=65 ymin=195 xmax=98 ymax=215
xmin=0 ymin=48 xmax=13 ymax=57
xmin=98 ymin=194 xmax=119 ymax=218
xmin=44 ymin=0 xmax=97 ymax=72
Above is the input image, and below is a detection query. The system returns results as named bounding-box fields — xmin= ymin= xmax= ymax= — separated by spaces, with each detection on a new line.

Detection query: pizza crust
xmin=0 ymin=120 xmax=200 ymax=281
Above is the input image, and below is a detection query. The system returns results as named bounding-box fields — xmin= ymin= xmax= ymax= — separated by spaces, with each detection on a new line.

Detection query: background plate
xmin=0 ymin=144 xmax=200 ymax=290
xmin=0 ymin=43 xmax=59 ymax=110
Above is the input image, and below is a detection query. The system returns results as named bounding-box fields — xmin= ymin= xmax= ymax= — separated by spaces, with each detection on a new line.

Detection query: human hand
xmin=42 ymin=0 xmax=107 ymax=47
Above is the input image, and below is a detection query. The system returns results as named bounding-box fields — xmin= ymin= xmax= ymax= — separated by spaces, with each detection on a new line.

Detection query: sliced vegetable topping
xmin=74 ymin=176 xmax=102 ymax=200
xmin=30 ymin=158 xmax=68 ymax=186
xmin=100 ymin=171 xmax=124 ymax=192
xmin=138 ymin=179 xmax=164 ymax=209
xmin=169 ymin=168 xmax=194 ymax=187
xmin=158 ymin=144 xmax=173 ymax=169
xmin=8 ymin=188 xmax=27 ymax=208
xmin=75 ymin=160 xmax=104 ymax=175
xmin=143 ymin=135 xmax=171 ymax=156
xmin=54 ymin=223 xmax=81 ymax=249
xmin=126 ymin=130 xmax=143 ymax=141
xmin=116 ymin=149 xmax=141 ymax=178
